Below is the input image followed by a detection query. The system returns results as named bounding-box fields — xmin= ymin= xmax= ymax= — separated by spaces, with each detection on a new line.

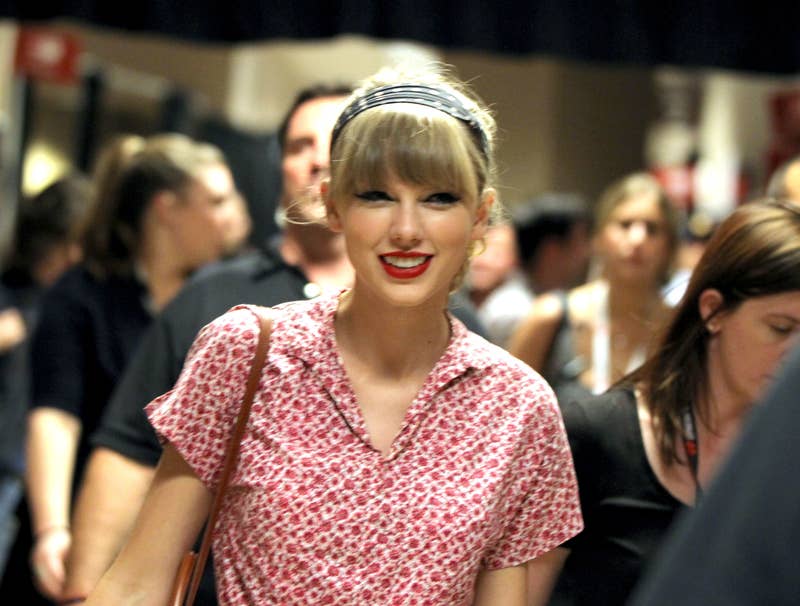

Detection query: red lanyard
xmin=681 ymin=405 xmax=703 ymax=501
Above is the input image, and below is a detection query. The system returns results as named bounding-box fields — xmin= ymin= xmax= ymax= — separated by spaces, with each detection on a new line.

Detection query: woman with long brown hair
xmin=538 ymin=198 xmax=800 ymax=605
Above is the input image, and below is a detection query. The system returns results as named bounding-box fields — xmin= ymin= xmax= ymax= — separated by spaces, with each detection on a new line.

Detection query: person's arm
xmin=0 ymin=306 xmax=26 ymax=352
xmin=84 ymin=444 xmax=211 ymax=606
xmin=507 ymin=293 xmax=564 ymax=372
xmin=64 ymin=448 xmax=155 ymax=599
xmin=473 ymin=564 xmax=526 ymax=606
xmin=25 ymin=406 xmax=81 ymax=599
xmin=526 ymin=547 xmax=570 ymax=606
xmin=65 ymin=305 xmax=187 ymax=597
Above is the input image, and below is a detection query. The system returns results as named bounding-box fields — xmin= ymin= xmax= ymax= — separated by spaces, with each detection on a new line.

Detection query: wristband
xmin=35 ymin=524 xmax=70 ymax=539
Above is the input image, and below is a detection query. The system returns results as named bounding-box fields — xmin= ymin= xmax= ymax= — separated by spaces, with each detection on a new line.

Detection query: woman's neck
xmin=335 ymin=288 xmax=451 ymax=379
xmin=136 ymin=247 xmax=187 ymax=312
xmin=606 ymin=278 xmax=663 ymax=320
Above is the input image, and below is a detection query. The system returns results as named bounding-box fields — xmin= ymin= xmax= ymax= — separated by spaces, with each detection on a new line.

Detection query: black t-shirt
xmin=91 ymin=248 xmax=307 ymax=464
xmin=629 ymin=346 xmax=800 ymax=606
xmin=550 ymin=387 xmax=686 ymax=606
xmin=30 ymin=266 xmax=152 ymax=476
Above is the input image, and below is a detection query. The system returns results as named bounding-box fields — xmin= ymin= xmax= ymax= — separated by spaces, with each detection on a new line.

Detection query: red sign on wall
xmin=14 ymin=27 xmax=82 ymax=84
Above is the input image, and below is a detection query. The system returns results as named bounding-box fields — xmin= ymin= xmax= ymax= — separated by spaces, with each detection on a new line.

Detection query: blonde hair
xmin=82 ymin=133 xmax=226 ymax=277
xmin=594 ymin=171 xmax=681 ymax=283
xmin=329 ymin=65 xmax=498 ymax=216
xmin=327 ymin=66 xmax=501 ymax=290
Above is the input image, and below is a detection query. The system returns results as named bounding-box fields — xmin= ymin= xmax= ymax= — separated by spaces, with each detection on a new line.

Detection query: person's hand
xmin=0 ymin=307 xmax=26 ymax=352
xmin=31 ymin=526 xmax=71 ymax=599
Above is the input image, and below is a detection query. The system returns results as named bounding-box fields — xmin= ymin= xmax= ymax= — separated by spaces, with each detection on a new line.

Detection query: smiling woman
xmin=83 ymin=65 xmax=583 ymax=606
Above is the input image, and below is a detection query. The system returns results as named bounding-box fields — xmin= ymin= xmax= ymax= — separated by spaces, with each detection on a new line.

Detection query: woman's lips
xmin=380 ymin=252 xmax=432 ymax=279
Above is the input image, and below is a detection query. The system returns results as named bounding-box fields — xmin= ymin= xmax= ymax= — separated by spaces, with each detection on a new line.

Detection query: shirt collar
xmin=276 ymin=290 xmax=495 ymax=376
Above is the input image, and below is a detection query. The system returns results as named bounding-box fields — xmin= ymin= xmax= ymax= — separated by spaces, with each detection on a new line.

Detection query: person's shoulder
xmin=462 ymin=329 xmax=555 ymax=399
xmin=48 ymin=264 xmax=96 ymax=291
xmin=39 ymin=265 xmax=101 ymax=308
xmin=185 ymin=249 xmax=288 ymax=288
xmin=165 ymin=249 xmax=300 ymax=313
xmin=561 ymin=386 xmax=637 ymax=438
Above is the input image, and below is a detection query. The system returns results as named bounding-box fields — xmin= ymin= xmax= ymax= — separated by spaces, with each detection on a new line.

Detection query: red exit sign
xmin=14 ymin=27 xmax=82 ymax=84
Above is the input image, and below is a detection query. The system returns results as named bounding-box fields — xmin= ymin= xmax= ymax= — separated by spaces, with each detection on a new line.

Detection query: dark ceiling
xmin=2 ymin=1 xmax=799 ymax=75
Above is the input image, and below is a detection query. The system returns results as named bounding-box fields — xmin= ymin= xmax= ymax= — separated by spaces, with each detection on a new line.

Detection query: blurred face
xmin=785 ymin=162 xmax=800 ymax=202
xmin=172 ymin=162 xmax=247 ymax=270
xmin=596 ymin=193 xmax=672 ymax=285
xmin=467 ymin=223 xmax=518 ymax=295
xmin=326 ymin=173 xmax=490 ymax=310
xmin=704 ymin=290 xmax=800 ymax=409
xmin=282 ymin=95 xmax=348 ymax=221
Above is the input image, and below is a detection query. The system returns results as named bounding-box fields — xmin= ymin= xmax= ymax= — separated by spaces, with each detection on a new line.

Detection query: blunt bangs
xmin=330 ymin=105 xmax=485 ymax=201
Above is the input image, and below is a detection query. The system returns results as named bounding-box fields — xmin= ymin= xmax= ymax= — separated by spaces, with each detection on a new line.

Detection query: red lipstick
xmin=379 ymin=251 xmax=432 ymax=279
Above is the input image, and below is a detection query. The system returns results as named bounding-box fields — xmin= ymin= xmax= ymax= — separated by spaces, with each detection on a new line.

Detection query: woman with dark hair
xmin=21 ymin=133 xmax=249 ymax=604
xmin=539 ymin=198 xmax=800 ymax=605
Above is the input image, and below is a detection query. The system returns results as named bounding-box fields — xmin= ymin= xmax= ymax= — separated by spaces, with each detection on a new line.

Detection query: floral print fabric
xmin=146 ymin=293 xmax=582 ymax=605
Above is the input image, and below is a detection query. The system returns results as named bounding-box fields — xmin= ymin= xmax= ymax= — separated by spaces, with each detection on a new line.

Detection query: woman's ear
xmin=151 ymin=190 xmax=179 ymax=225
xmin=698 ymin=288 xmax=725 ymax=333
xmin=321 ymin=180 xmax=343 ymax=233
xmin=471 ymin=189 xmax=494 ymax=240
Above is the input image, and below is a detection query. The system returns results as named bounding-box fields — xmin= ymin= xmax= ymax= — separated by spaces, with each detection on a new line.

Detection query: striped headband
xmin=330 ymin=83 xmax=489 ymax=158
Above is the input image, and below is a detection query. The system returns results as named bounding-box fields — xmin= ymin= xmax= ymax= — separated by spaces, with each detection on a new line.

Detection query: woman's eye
xmin=425 ymin=192 xmax=460 ymax=205
xmin=355 ymin=190 xmax=390 ymax=202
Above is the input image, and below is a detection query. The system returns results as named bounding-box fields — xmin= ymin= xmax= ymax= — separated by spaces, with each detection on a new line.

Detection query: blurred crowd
xmin=1 ymin=73 xmax=799 ymax=606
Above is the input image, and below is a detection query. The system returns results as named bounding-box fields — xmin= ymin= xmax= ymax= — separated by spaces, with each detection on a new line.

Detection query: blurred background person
xmin=2 ymin=133 xmax=249 ymax=604
xmin=508 ymin=172 xmax=679 ymax=404
xmin=465 ymin=221 xmax=521 ymax=345
xmin=765 ymin=153 xmax=800 ymax=202
xmin=62 ymin=85 xmax=354 ymax=606
xmin=467 ymin=192 xmax=591 ymax=348
xmin=0 ymin=174 xmax=93 ymax=580
xmin=538 ymin=198 xmax=800 ymax=605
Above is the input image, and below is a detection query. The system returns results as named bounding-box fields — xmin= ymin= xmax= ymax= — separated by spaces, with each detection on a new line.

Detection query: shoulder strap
xmin=185 ymin=307 xmax=272 ymax=604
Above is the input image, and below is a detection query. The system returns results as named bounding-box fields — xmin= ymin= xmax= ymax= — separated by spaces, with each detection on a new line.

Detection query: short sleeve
xmin=482 ymin=378 xmax=583 ymax=569
xmin=91 ymin=313 xmax=180 ymax=466
xmin=145 ymin=305 xmax=262 ymax=489
xmin=30 ymin=280 xmax=90 ymax=415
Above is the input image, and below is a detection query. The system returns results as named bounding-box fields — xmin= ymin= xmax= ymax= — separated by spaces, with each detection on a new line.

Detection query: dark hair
xmin=512 ymin=192 xmax=591 ymax=265
xmin=276 ymin=84 xmax=353 ymax=153
xmin=82 ymin=133 xmax=225 ymax=277
xmin=632 ymin=197 xmax=800 ymax=465
xmin=2 ymin=174 xmax=93 ymax=284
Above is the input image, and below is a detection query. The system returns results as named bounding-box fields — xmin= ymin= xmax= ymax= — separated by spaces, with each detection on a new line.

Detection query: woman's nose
xmin=390 ymin=201 xmax=423 ymax=246
xmin=628 ymin=221 xmax=648 ymax=245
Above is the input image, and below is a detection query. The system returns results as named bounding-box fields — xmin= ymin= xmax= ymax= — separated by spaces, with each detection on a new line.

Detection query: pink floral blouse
xmin=146 ymin=293 xmax=582 ymax=605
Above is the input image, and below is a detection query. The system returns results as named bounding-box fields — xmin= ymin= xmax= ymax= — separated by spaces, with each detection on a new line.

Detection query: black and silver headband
xmin=330 ymin=83 xmax=489 ymax=158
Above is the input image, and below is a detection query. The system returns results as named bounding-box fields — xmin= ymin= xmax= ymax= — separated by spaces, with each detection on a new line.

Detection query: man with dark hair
xmin=468 ymin=192 xmax=591 ymax=347
xmin=62 ymin=84 xmax=485 ymax=604
xmin=513 ymin=192 xmax=592 ymax=293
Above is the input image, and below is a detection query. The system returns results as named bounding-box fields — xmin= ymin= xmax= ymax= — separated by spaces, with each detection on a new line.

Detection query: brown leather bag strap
xmin=184 ymin=307 xmax=272 ymax=605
